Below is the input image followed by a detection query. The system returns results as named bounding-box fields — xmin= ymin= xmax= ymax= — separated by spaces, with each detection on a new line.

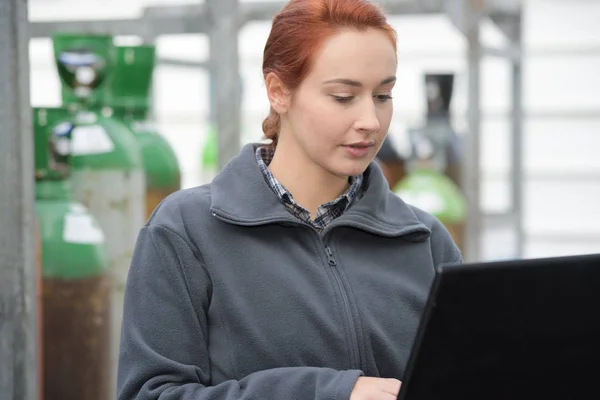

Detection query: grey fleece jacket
xmin=117 ymin=143 xmax=462 ymax=400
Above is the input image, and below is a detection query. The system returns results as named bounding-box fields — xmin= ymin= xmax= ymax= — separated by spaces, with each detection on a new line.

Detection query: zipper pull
xmin=325 ymin=246 xmax=337 ymax=266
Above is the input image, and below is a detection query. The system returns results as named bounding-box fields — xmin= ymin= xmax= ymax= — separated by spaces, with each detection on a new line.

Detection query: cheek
xmin=377 ymin=105 xmax=394 ymax=132
xmin=294 ymin=97 xmax=349 ymax=144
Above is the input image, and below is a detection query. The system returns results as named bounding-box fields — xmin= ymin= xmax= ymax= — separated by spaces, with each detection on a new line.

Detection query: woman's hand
xmin=349 ymin=376 xmax=402 ymax=400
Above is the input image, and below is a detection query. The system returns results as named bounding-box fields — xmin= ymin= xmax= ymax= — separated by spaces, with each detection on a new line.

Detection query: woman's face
xmin=279 ymin=28 xmax=397 ymax=179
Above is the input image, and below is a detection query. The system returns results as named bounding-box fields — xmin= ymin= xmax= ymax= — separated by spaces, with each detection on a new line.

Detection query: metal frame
xmin=464 ymin=0 xmax=485 ymax=262
xmin=0 ymin=0 xmax=39 ymax=398
xmin=207 ymin=0 xmax=242 ymax=170
xmin=460 ymin=0 xmax=524 ymax=261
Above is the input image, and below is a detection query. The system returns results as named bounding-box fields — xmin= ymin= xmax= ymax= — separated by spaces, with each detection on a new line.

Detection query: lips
xmin=342 ymin=141 xmax=375 ymax=158
xmin=345 ymin=141 xmax=375 ymax=149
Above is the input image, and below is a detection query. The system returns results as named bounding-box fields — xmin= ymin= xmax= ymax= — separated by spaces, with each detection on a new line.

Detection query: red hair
xmin=262 ymin=0 xmax=397 ymax=145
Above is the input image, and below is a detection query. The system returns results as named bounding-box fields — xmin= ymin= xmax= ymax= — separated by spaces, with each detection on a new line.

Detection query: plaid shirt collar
xmin=256 ymin=146 xmax=363 ymax=231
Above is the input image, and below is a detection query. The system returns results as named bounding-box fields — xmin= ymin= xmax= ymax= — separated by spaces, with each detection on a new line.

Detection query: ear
xmin=265 ymin=72 xmax=292 ymax=115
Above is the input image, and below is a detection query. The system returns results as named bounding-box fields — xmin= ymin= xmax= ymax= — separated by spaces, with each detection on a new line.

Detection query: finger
xmin=380 ymin=393 xmax=400 ymax=400
xmin=380 ymin=378 xmax=402 ymax=395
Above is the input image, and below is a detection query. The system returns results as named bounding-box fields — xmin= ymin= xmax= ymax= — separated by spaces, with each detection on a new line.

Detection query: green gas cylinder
xmin=67 ymin=109 xmax=146 ymax=389
xmin=125 ymin=117 xmax=180 ymax=219
xmin=393 ymin=136 xmax=467 ymax=253
xmin=52 ymin=33 xmax=115 ymax=107
xmin=109 ymin=44 xmax=181 ymax=218
xmin=52 ymin=34 xmax=147 ymax=393
xmin=34 ymin=107 xmax=111 ymax=400
xmin=109 ymin=44 xmax=154 ymax=111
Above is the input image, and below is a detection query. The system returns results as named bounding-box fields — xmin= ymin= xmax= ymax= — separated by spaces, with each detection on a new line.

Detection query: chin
xmin=332 ymin=160 xmax=372 ymax=178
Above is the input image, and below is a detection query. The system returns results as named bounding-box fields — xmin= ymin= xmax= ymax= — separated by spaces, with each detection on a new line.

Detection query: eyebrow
xmin=323 ymin=76 xmax=396 ymax=87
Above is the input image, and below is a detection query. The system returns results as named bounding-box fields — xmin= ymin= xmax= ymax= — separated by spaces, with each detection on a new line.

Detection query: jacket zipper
xmin=211 ymin=210 xmax=364 ymax=369
xmin=323 ymin=243 xmax=361 ymax=370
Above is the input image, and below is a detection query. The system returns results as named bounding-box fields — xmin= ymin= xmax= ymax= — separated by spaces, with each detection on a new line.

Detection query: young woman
xmin=117 ymin=1 xmax=461 ymax=399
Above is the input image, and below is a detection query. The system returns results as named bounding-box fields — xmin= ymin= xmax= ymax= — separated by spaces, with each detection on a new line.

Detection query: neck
xmin=268 ymin=136 xmax=350 ymax=219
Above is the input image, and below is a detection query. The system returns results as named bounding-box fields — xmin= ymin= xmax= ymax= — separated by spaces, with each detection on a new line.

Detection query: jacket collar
xmin=210 ymin=143 xmax=431 ymax=240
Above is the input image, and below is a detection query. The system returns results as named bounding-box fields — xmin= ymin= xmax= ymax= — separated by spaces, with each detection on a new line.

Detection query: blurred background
xmin=25 ymin=0 xmax=600 ymax=261
xmin=1 ymin=0 xmax=599 ymax=399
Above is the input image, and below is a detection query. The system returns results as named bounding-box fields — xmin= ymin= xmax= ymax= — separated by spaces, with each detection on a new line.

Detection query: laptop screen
xmin=398 ymin=254 xmax=600 ymax=400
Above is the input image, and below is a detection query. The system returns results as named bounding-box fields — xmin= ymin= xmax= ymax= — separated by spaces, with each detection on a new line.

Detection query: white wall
xmin=28 ymin=0 xmax=600 ymax=259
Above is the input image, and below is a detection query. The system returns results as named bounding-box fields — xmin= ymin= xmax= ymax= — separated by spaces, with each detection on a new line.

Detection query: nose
xmin=354 ymin=99 xmax=381 ymax=134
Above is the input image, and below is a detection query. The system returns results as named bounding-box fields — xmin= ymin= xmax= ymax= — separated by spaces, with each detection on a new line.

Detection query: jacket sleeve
xmin=117 ymin=225 xmax=363 ymax=400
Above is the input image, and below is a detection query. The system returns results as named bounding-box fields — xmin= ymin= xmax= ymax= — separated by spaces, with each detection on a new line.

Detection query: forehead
xmin=307 ymin=28 xmax=397 ymax=85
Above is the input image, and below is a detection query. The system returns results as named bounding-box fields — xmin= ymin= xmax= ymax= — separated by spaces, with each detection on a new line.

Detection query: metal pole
xmin=0 ymin=0 xmax=39 ymax=399
xmin=463 ymin=1 xmax=483 ymax=262
xmin=207 ymin=0 xmax=242 ymax=170
xmin=510 ymin=13 xmax=525 ymax=258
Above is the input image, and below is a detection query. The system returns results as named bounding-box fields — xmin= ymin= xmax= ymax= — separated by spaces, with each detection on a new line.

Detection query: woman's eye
xmin=332 ymin=95 xmax=354 ymax=104
xmin=375 ymin=94 xmax=393 ymax=103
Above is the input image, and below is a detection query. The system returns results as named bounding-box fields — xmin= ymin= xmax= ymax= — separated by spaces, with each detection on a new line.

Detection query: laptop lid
xmin=398 ymin=253 xmax=600 ymax=400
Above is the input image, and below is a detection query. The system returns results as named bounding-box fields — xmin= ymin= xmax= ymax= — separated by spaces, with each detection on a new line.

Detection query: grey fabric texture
xmin=117 ymin=143 xmax=462 ymax=400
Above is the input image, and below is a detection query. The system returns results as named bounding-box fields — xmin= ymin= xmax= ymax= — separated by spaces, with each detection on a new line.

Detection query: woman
xmin=117 ymin=0 xmax=461 ymax=399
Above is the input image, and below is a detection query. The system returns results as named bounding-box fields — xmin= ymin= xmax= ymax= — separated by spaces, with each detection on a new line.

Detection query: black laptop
xmin=398 ymin=253 xmax=600 ymax=400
